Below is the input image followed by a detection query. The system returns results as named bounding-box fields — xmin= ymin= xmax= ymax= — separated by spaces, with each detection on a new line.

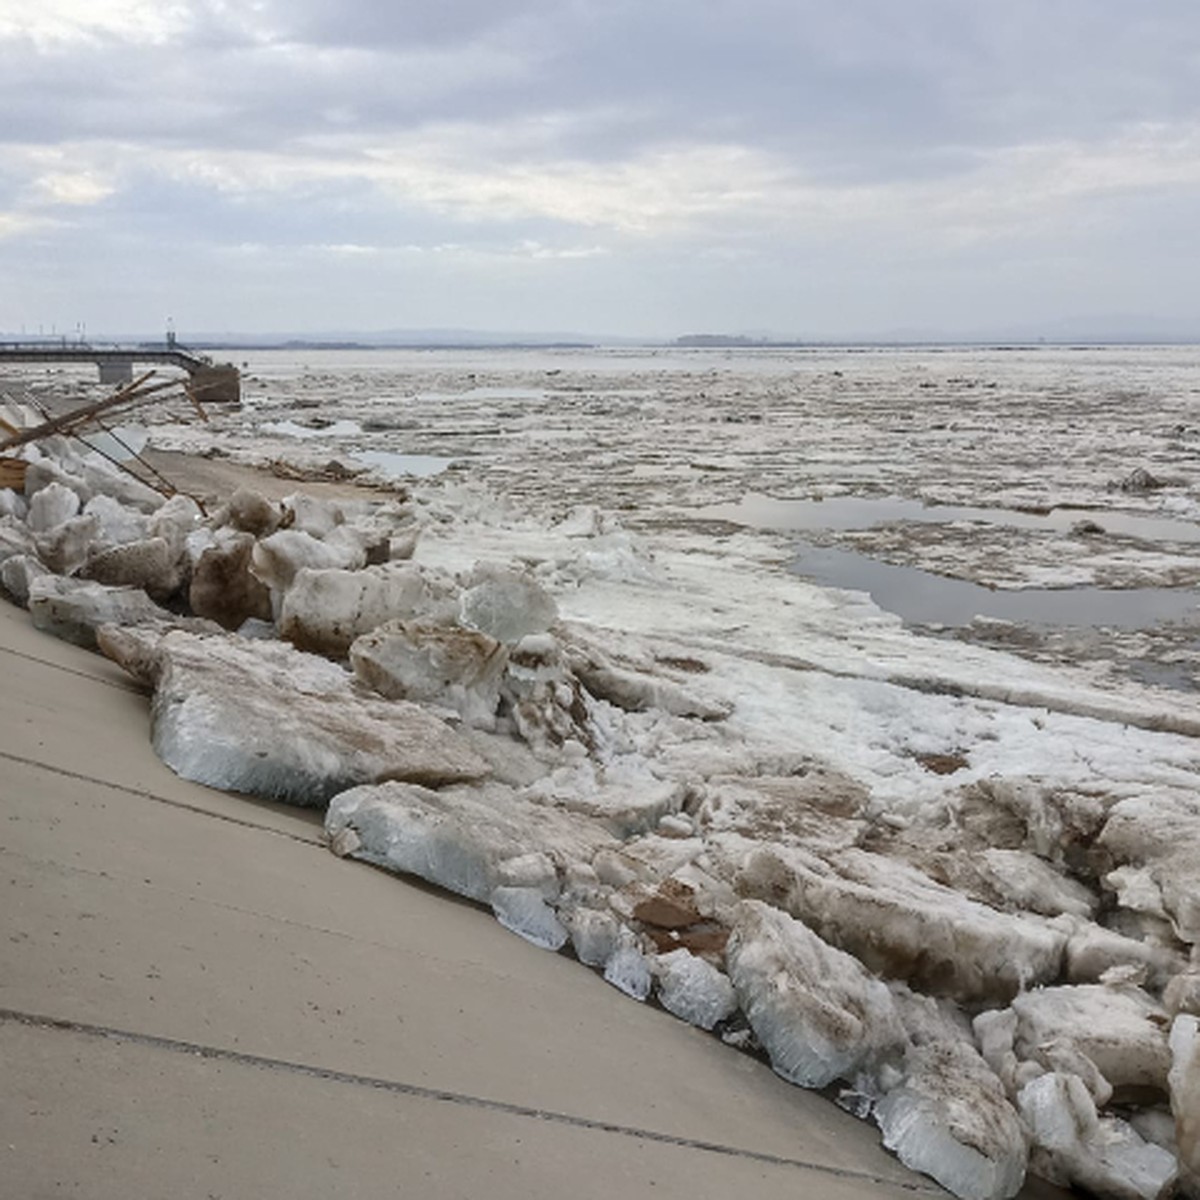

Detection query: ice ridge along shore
xmin=1 ymin=415 xmax=1198 ymax=1200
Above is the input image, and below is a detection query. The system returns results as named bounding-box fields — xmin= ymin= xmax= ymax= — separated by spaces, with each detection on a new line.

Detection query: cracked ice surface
xmin=7 ymin=345 xmax=1200 ymax=1200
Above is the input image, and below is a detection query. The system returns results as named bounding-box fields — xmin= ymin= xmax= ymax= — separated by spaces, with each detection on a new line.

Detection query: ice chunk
xmin=655 ymin=949 xmax=737 ymax=1030
xmin=1019 ymin=1072 xmax=1179 ymax=1200
xmin=1018 ymin=1071 xmax=1098 ymax=1155
xmin=98 ymin=629 xmax=491 ymax=805
xmin=27 ymin=480 xmax=81 ymax=532
xmin=972 ymin=848 xmax=1099 ymax=919
xmin=1171 ymin=1015 xmax=1200 ymax=1191
xmin=147 ymin=494 xmax=203 ymax=558
xmin=1011 ymin=984 xmax=1172 ymax=1099
xmin=250 ymin=528 xmax=366 ymax=596
xmin=973 ymin=1008 xmax=1021 ymax=1096
xmin=24 ymin=456 xmax=90 ymax=506
xmin=1064 ymin=919 xmax=1186 ymax=990
xmin=697 ymin=770 xmax=870 ymax=853
xmin=1101 ymin=793 xmax=1200 ymax=945
xmin=490 ymin=886 xmax=569 ymax=951
xmin=0 ymin=518 xmax=37 ymax=566
xmin=189 ymin=531 xmax=274 ymax=631
xmin=326 ymin=780 xmax=614 ymax=902
xmin=0 ymin=554 xmax=50 ymax=607
xmin=566 ymin=646 xmax=732 ymax=721
xmin=78 ymin=456 xmax=162 ymax=512
xmin=459 ymin=566 xmax=557 ymax=644
xmin=726 ymin=843 xmax=1066 ymax=1003
xmin=30 ymin=576 xmax=177 ymax=649
xmin=603 ymin=936 xmax=654 ymax=1001
xmin=1165 ymin=971 xmax=1200 ymax=1018
xmin=279 ymin=563 xmax=455 ymax=658
xmin=281 ymin=492 xmax=357 ymax=538
xmin=725 ymin=900 xmax=904 ymax=1088
xmin=875 ymin=1041 xmax=1027 ymax=1200
xmin=0 ymin=487 xmax=27 ymax=520
xmin=83 ymin=537 xmax=183 ymax=600
xmin=564 ymin=906 xmax=622 ymax=967
xmin=501 ymin=633 xmax=597 ymax=755
xmin=526 ymin=759 xmax=685 ymax=838
xmin=33 ymin=514 xmax=101 ymax=575
xmin=82 ymin=493 xmax=148 ymax=546
xmin=221 ymin=487 xmax=283 ymax=537
xmin=350 ymin=619 xmax=507 ymax=728
xmin=888 ymin=982 xmax=975 ymax=1049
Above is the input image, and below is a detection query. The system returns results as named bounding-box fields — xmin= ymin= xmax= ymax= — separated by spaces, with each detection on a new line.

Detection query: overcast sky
xmin=1 ymin=1 xmax=1198 ymax=338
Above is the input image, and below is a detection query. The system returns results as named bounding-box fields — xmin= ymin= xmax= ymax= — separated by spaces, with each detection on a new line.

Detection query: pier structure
xmin=0 ymin=340 xmax=241 ymax=403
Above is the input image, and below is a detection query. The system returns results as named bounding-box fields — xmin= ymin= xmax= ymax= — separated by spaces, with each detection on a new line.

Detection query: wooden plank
xmin=0 ymin=372 xmax=178 ymax=453
xmin=0 ymin=457 xmax=28 ymax=489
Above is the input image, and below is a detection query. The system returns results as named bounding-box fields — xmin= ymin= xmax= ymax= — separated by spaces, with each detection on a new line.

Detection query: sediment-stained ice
xmin=98 ymin=628 xmax=491 ymax=804
xmin=564 ymin=635 xmax=732 ymax=721
xmin=1062 ymin=919 xmax=1186 ymax=990
xmin=0 ymin=518 xmax=36 ymax=567
xmin=350 ymin=619 xmax=507 ymax=726
xmin=875 ymin=1041 xmax=1028 ymax=1200
xmin=1011 ymin=984 xmax=1173 ymax=1100
xmin=725 ymin=900 xmax=904 ymax=1088
xmin=724 ymin=841 xmax=1067 ymax=1002
xmin=500 ymin=632 xmax=599 ymax=755
xmin=249 ymin=528 xmax=367 ymax=597
xmin=1101 ymin=793 xmax=1200 ymax=945
xmin=219 ymin=487 xmax=283 ymax=538
xmin=189 ymin=531 xmax=274 ymax=629
xmin=279 ymin=562 xmax=456 ymax=657
xmin=83 ymin=536 xmax=183 ymax=600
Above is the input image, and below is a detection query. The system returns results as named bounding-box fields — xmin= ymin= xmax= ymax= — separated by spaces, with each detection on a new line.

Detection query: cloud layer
xmin=2 ymin=0 xmax=1198 ymax=336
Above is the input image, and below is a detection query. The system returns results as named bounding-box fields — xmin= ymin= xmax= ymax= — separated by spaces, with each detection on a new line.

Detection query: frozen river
xmin=148 ymin=342 xmax=1200 ymax=691
xmin=7 ymin=342 xmax=1200 ymax=1198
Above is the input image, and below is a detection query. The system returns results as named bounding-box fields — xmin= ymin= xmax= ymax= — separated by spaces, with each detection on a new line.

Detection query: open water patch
xmin=790 ymin=541 xmax=1199 ymax=630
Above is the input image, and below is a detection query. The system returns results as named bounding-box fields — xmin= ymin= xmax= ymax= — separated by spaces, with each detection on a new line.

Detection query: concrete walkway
xmin=0 ymin=600 xmax=1061 ymax=1199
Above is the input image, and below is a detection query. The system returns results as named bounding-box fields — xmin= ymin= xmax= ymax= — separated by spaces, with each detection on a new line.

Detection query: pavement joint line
xmin=0 ymin=1007 xmax=941 ymax=1193
xmin=0 ymin=748 xmax=323 ymax=847
xmin=0 ymin=640 xmax=143 ymax=693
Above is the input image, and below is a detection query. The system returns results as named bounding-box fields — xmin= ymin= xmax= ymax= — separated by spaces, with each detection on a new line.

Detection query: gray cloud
xmin=1 ymin=0 xmax=1199 ymax=334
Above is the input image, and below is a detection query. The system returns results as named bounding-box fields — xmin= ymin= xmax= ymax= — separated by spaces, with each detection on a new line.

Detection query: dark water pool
xmin=790 ymin=541 xmax=1198 ymax=630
